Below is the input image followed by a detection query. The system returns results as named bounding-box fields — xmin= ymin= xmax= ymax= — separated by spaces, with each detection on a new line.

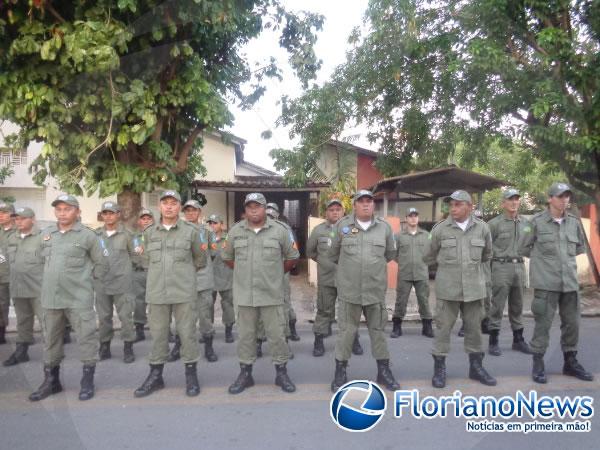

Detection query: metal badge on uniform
xmin=351 ymin=227 xmax=359 ymax=234
xmin=201 ymin=244 xmax=208 ymax=251
xmin=342 ymin=226 xmax=350 ymax=235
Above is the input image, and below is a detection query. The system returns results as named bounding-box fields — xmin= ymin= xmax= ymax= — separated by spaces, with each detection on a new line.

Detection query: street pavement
xmin=1 ymin=316 xmax=599 ymax=450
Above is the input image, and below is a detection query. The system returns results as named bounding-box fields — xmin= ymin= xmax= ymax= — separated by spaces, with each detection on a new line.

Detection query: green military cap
xmin=445 ymin=190 xmax=472 ymax=203
xmin=183 ymin=199 xmax=202 ymax=210
xmin=159 ymin=190 xmax=181 ymax=202
xmin=11 ymin=206 xmax=35 ymax=218
xmin=0 ymin=201 xmax=15 ymax=214
xmin=548 ymin=182 xmax=572 ymax=197
xmin=139 ymin=208 xmax=154 ymax=218
xmin=326 ymin=198 xmax=343 ymax=208
xmin=353 ymin=189 xmax=374 ymax=202
xmin=206 ymin=214 xmax=222 ymax=223
xmin=266 ymin=202 xmax=279 ymax=212
xmin=51 ymin=194 xmax=79 ymax=208
xmin=244 ymin=192 xmax=266 ymax=206
xmin=100 ymin=201 xmax=120 ymax=213
xmin=406 ymin=207 xmax=419 ymax=216
xmin=502 ymin=188 xmax=521 ymax=199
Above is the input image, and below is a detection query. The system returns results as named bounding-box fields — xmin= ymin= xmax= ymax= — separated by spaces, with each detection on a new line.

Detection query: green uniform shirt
xmin=306 ymin=221 xmax=338 ymax=287
xmin=330 ymin=215 xmax=396 ymax=306
xmin=395 ymin=227 xmax=430 ymax=281
xmin=94 ymin=224 xmax=136 ymax=295
xmin=212 ymin=232 xmax=233 ymax=291
xmin=194 ymin=223 xmax=216 ymax=291
xmin=424 ymin=215 xmax=492 ymax=302
xmin=143 ymin=219 xmax=207 ymax=304
xmin=222 ymin=217 xmax=299 ymax=307
xmin=519 ymin=209 xmax=585 ymax=292
xmin=488 ymin=213 xmax=530 ymax=259
xmin=39 ymin=222 xmax=109 ymax=309
xmin=7 ymin=227 xmax=44 ymax=298
xmin=0 ymin=226 xmax=16 ymax=284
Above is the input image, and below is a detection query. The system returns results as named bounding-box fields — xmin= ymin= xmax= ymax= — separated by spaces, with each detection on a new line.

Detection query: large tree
xmin=273 ymin=0 xmax=600 ymax=217
xmin=0 ymin=0 xmax=322 ymax=223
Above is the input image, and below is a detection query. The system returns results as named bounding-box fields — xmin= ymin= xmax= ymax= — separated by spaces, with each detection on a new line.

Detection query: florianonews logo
xmin=330 ymin=380 xmax=387 ymax=432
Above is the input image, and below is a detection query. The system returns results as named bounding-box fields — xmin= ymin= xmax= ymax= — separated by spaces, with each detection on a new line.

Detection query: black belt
xmin=492 ymin=257 xmax=523 ymax=263
xmin=133 ymin=266 xmax=147 ymax=272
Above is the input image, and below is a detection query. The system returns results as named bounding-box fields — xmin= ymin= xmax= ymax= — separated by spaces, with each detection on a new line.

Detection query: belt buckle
xmin=511 ymin=258 xmax=518 ymax=263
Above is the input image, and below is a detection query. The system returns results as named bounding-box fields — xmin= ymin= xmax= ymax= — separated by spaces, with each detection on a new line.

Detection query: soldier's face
xmin=138 ymin=215 xmax=153 ymax=229
xmin=0 ymin=211 xmax=11 ymax=226
xmin=54 ymin=203 xmax=79 ymax=226
xmin=502 ymin=196 xmax=520 ymax=214
xmin=183 ymin=207 xmax=201 ymax=223
xmin=101 ymin=210 xmax=120 ymax=226
xmin=354 ymin=197 xmax=374 ymax=221
xmin=245 ymin=202 xmax=266 ymax=225
xmin=209 ymin=221 xmax=222 ymax=233
xmin=14 ymin=216 xmax=34 ymax=232
xmin=406 ymin=214 xmax=419 ymax=227
xmin=159 ymin=198 xmax=181 ymax=220
xmin=548 ymin=193 xmax=570 ymax=213
xmin=326 ymin=204 xmax=344 ymax=224
xmin=449 ymin=200 xmax=471 ymax=222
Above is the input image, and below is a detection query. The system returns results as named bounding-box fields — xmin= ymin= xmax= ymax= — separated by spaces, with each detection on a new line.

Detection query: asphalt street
xmin=1 ymin=317 xmax=599 ymax=450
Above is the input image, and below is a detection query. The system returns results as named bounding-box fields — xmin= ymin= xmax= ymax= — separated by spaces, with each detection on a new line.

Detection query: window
xmin=0 ymin=149 xmax=27 ymax=166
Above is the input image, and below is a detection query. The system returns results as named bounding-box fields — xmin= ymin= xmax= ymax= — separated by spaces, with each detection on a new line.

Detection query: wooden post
xmin=383 ymin=192 xmax=389 ymax=217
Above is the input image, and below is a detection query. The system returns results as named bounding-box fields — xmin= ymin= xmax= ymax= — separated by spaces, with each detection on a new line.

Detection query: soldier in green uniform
xmin=391 ymin=207 xmax=434 ymax=339
xmin=520 ymin=182 xmax=593 ymax=383
xmin=487 ymin=189 xmax=531 ymax=356
xmin=424 ymin=190 xmax=497 ymax=388
xmin=94 ymin=201 xmax=136 ymax=364
xmin=223 ymin=193 xmax=299 ymax=394
xmin=134 ymin=191 xmax=207 ymax=397
xmin=0 ymin=201 xmax=16 ymax=344
xmin=330 ymin=190 xmax=400 ymax=392
xmin=167 ymin=199 xmax=218 ymax=363
xmin=306 ymin=198 xmax=344 ymax=357
xmin=29 ymin=194 xmax=109 ymax=401
xmin=207 ymin=214 xmax=235 ymax=343
xmin=3 ymin=207 xmax=44 ymax=366
xmin=131 ymin=209 xmax=154 ymax=342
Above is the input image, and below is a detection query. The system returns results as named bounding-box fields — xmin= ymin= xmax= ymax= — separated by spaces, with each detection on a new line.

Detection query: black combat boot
xmin=532 ymin=353 xmax=547 ymax=384
xmin=563 ymin=351 xmax=594 ymax=381
xmin=256 ymin=339 xmax=263 ymax=358
xmin=331 ymin=359 xmax=348 ymax=392
xmin=123 ymin=341 xmax=135 ymax=364
xmin=288 ymin=319 xmax=300 ymax=341
xmin=167 ymin=335 xmax=181 ymax=362
xmin=488 ymin=330 xmax=502 ymax=356
xmin=390 ymin=318 xmax=402 ymax=338
xmin=422 ymin=319 xmax=434 ymax=338
xmin=63 ymin=325 xmax=72 ymax=344
xmin=481 ymin=318 xmax=490 ymax=334
xmin=79 ymin=364 xmax=96 ymax=401
xmin=228 ymin=364 xmax=255 ymax=394
xmin=376 ymin=359 xmax=400 ymax=391
xmin=313 ymin=333 xmax=325 ymax=357
xmin=432 ymin=355 xmax=446 ymax=388
xmin=134 ymin=364 xmax=165 ymax=398
xmin=457 ymin=322 xmax=465 ymax=337
xmin=204 ymin=335 xmax=218 ymax=362
xmin=0 ymin=326 xmax=6 ymax=344
xmin=185 ymin=362 xmax=200 ymax=396
xmin=29 ymin=365 xmax=62 ymax=401
xmin=98 ymin=341 xmax=111 ymax=360
xmin=134 ymin=323 xmax=145 ymax=343
xmin=275 ymin=363 xmax=296 ymax=393
xmin=352 ymin=333 xmax=363 ymax=355
xmin=511 ymin=329 xmax=531 ymax=354
xmin=3 ymin=342 xmax=30 ymax=366
xmin=225 ymin=324 xmax=234 ymax=343
xmin=468 ymin=352 xmax=497 ymax=386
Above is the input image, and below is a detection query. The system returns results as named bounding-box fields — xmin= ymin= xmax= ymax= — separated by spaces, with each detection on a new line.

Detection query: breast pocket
xmin=234 ymin=239 xmax=248 ymax=261
xmin=566 ymin=233 xmax=579 ymax=257
xmin=317 ymin=236 xmax=331 ymax=252
xmin=147 ymin=240 xmax=162 ymax=263
xmin=341 ymin=238 xmax=358 ymax=256
xmin=536 ymin=232 xmax=556 ymax=256
xmin=65 ymin=246 xmax=86 ymax=270
xmin=494 ymin=231 xmax=511 ymax=251
xmin=169 ymin=239 xmax=190 ymax=263
xmin=262 ymin=238 xmax=281 ymax=260
xmin=470 ymin=238 xmax=485 ymax=261
xmin=440 ymin=238 xmax=457 ymax=262
xmin=371 ymin=239 xmax=386 ymax=256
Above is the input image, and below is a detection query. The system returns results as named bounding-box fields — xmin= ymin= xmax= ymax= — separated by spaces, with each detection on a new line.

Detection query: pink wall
xmin=356 ymin=154 xmax=384 ymax=190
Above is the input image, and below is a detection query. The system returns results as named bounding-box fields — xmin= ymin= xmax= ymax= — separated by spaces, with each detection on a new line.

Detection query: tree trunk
xmin=117 ymin=189 xmax=142 ymax=230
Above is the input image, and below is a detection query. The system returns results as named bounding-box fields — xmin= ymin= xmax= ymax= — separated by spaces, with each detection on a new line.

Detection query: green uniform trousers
xmin=489 ymin=262 xmax=525 ymax=331
xmin=335 ymin=301 xmax=390 ymax=362
xmin=530 ymin=289 xmax=579 ymax=354
xmin=284 ymin=275 xmax=296 ymax=322
xmin=393 ymin=280 xmax=432 ymax=320
xmin=211 ymin=290 xmax=235 ymax=326
xmin=313 ymin=285 xmax=337 ymax=335
xmin=237 ymin=305 xmax=289 ymax=365
xmin=43 ymin=308 xmax=99 ymax=367
xmin=196 ymin=289 xmax=215 ymax=337
xmin=148 ymin=303 xmax=199 ymax=364
xmin=132 ymin=269 xmax=148 ymax=325
xmin=0 ymin=283 xmax=10 ymax=328
xmin=432 ymin=299 xmax=483 ymax=356
xmin=482 ymin=282 xmax=492 ymax=319
xmin=13 ymin=297 xmax=43 ymax=344
xmin=95 ymin=291 xmax=135 ymax=343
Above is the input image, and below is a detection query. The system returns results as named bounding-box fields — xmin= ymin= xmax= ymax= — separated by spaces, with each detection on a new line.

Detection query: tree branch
xmin=46 ymin=1 xmax=66 ymax=23
xmin=174 ymin=125 xmax=204 ymax=173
